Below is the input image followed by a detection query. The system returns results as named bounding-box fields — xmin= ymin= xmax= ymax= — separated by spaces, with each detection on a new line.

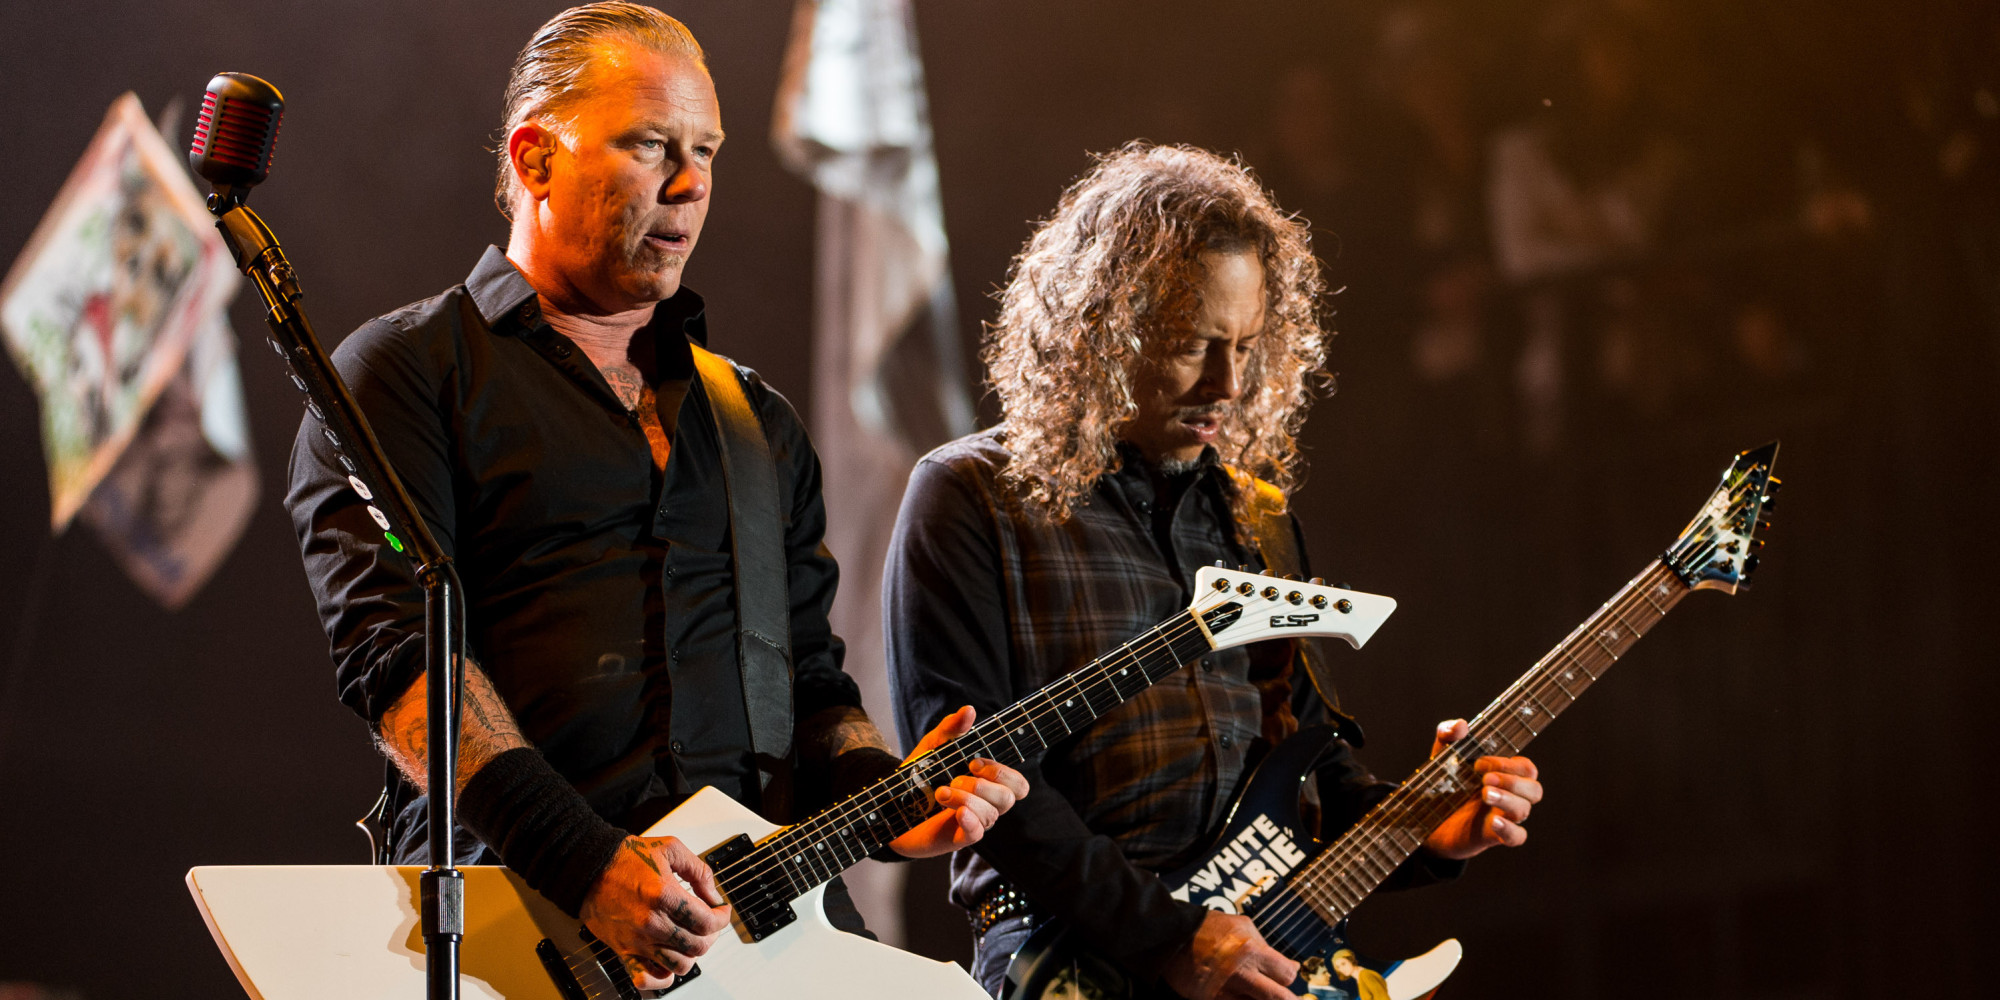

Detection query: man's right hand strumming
xmin=581 ymin=836 xmax=734 ymax=990
xmin=1161 ymin=909 xmax=1301 ymax=1000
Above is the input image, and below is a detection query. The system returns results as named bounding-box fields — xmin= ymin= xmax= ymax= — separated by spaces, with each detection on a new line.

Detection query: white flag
xmin=773 ymin=0 xmax=974 ymax=945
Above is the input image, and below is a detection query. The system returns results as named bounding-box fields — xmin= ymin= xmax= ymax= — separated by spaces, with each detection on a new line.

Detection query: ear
xmin=507 ymin=122 xmax=558 ymax=201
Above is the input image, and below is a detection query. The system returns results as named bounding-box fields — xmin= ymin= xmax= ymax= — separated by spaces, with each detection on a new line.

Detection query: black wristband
xmin=455 ymin=746 xmax=628 ymax=917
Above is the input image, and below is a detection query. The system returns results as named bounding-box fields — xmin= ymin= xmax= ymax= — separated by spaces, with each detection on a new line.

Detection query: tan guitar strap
xmin=1241 ymin=477 xmax=1349 ymax=722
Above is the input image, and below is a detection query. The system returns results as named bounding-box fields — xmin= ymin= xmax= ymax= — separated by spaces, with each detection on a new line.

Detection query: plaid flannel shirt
xmin=887 ymin=428 xmax=1414 ymax=975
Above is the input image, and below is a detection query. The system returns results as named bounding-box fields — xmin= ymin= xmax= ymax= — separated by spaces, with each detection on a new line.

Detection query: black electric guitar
xmin=1006 ymin=442 xmax=1782 ymax=1000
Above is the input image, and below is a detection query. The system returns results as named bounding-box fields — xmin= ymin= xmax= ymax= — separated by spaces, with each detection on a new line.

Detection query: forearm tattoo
xmin=375 ymin=659 xmax=530 ymax=792
xmin=797 ymin=705 xmax=894 ymax=764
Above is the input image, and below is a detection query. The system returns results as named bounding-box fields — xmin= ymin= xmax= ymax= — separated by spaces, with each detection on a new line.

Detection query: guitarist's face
xmin=1120 ymin=249 xmax=1266 ymax=466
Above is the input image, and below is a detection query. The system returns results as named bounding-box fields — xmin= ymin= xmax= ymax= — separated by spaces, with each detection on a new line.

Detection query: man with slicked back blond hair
xmin=287 ymin=5 xmax=1024 ymax=990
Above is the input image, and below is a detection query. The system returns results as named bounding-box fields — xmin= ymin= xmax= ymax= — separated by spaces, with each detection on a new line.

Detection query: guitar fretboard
xmin=713 ymin=601 xmax=1240 ymax=909
xmin=1284 ymin=561 xmax=1690 ymax=926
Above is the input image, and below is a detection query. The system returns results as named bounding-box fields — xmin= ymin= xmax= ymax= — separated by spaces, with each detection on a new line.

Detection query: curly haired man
xmin=886 ymin=143 xmax=1543 ymax=1000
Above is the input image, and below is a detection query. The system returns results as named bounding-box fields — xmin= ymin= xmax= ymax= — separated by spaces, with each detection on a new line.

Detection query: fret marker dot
xmin=1564 ymin=670 xmax=1575 ymax=681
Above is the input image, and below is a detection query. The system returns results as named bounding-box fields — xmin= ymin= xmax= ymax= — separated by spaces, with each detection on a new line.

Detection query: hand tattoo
xmin=625 ymin=840 xmax=663 ymax=876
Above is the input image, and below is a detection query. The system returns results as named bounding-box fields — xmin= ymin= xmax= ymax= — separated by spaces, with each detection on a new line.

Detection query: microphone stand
xmin=203 ymin=187 xmax=465 ymax=1000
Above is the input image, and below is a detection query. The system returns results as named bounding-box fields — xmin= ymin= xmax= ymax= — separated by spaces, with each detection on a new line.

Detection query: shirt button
xmin=1135 ymin=499 xmax=1152 ymax=513
xmin=670 ymin=740 xmax=685 ymax=755
xmin=1218 ymin=733 xmax=1234 ymax=749
xmin=1200 ymin=659 xmax=1214 ymax=674
xmin=553 ymin=343 xmax=573 ymax=359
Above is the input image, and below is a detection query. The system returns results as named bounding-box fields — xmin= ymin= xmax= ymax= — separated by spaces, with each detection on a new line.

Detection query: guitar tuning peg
xmin=1309 ymin=577 xmax=1325 ymax=586
xmin=1237 ymin=564 xmax=1248 ymax=572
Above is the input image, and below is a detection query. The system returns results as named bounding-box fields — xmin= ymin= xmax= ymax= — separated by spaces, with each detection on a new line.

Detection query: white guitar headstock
xmin=1188 ymin=567 xmax=1397 ymax=651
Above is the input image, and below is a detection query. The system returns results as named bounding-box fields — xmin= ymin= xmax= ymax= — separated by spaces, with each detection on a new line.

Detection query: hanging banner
xmin=1 ymin=92 xmax=239 ymax=532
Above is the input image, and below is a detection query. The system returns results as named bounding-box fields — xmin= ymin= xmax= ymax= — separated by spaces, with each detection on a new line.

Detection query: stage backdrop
xmin=2 ymin=3 xmax=1995 ymax=999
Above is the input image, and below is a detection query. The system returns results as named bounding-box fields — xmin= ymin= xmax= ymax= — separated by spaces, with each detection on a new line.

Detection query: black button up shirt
xmin=287 ymin=248 xmax=862 ymax=852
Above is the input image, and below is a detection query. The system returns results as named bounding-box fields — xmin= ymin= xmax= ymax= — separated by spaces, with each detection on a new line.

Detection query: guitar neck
xmin=714 ymin=604 xmax=1228 ymax=904
xmin=1290 ymin=560 xmax=1691 ymax=926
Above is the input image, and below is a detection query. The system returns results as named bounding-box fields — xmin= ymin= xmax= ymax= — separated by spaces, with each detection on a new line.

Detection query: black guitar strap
xmin=690 ymin=344 xmax=795 ymax=820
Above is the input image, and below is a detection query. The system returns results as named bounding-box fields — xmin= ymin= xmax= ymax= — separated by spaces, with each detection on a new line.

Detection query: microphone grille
xmin=190 ymin=73 xmax=285 ymax=188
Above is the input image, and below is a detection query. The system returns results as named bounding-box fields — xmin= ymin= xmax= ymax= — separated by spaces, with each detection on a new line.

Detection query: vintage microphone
xmin=190 ymin=71 xmax=467 ymax=1000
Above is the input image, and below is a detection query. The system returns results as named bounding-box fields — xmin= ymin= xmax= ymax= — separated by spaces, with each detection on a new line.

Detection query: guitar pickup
xmin=704 ymin=833 xmax=799 ymax=941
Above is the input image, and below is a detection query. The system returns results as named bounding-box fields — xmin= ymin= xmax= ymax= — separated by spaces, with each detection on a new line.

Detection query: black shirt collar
xmin=1112 ymin=440 xmax=1224 ymax=484
xmin=463 ymin=245 xmax=710 ymax=348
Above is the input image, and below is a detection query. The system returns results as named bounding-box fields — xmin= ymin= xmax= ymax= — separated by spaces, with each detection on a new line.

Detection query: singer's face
xmin=547 ymin=43 xmax=721 ymax=310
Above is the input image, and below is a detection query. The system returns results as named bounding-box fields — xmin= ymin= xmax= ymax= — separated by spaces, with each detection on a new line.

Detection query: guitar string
xmin=1251 ymin=563 xmax=1678 ymax=942
xmin=706 ymin=598 xmax=1250 ymax=893
xmin=704 ymin=615 xmax=1202 ymax=892
xmin=712 ymin=576 xmax=1379 ymax=896
xmin=708 ymin=602 xmax=1241 ymax=892
xmin=1250 ymin=576 xmax=1672 ymax=946
xmin=1258 ymin=562 xmax=1689 ymax=935
xmin=1246 ymin=562 xmax=1683 ymax=945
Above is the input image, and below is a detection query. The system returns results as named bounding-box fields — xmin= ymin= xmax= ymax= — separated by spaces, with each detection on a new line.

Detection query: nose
xmin=662 ymin=159 xmax=708 ymax=204
xmin=1201 ymin=343 xmax=1244 ymax=402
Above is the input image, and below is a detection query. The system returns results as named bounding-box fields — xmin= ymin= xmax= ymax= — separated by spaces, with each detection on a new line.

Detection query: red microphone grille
xmin=195 ymin=96 xmax=277 ymax=171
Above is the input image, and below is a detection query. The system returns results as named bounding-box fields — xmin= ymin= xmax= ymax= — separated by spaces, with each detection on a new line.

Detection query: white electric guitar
xmin=188 ymin=569 xmax=1397 ymax=999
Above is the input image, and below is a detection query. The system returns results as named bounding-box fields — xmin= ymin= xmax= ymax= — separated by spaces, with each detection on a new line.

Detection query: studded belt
xmin=968 ymin=883 xmax=1035 ymax=939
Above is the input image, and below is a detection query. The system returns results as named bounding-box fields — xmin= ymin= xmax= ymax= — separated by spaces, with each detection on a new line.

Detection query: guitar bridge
xmin=704 ymin=832 xmax=798 ymax=941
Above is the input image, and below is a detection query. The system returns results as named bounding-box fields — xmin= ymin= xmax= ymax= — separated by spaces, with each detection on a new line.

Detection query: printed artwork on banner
xmin=77 ymin=312 xmax=257 ymax=609
xmin=0 ymin=92 xmax=237 ymax=530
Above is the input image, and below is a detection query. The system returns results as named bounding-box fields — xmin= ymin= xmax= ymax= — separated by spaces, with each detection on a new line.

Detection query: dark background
xmin=3 ymin=2 xmax=1995 ymax=998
